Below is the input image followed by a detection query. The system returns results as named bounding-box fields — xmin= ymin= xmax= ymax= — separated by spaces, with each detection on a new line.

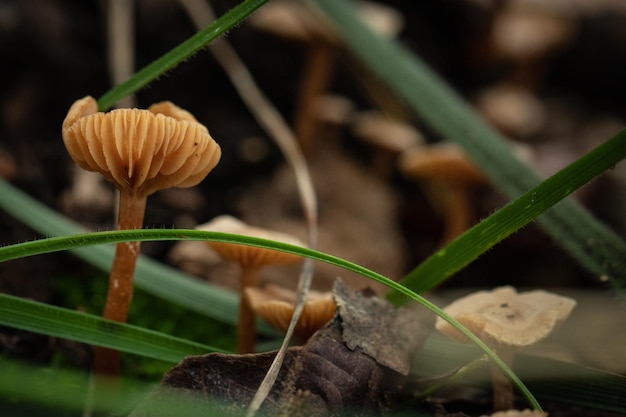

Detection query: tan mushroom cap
xmin=199 ymin=215 xmax=305 ymax=267
xmin=245 ymin=284 xmax=336 ymax=340
xmin=399 ymin=142 xmax=487 ymax=185
xmin=436 ymin=286 xmax=576 ymax=347
xmin=352 ymin=111 xmax=425 ymax=154
xmin=62 ymin=96 xmax=221 ymax=195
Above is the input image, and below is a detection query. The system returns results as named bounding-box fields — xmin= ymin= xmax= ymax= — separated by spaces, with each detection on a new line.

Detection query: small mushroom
xmin=474 ymin=83 xmax=546 ymax=139
xmin=351 ymin=111 xmax=425 ymax=177
xmin=399 ymin=142 xmax=488 ymax=243
xmin=245 ymin=284 xmax=335 ymax=342
xmin=436 ymin=286 xmax=576 ymax=411
xmin=199 ymin=215 xmax=305 ymax=353
xmin=62 ymin=96 xmax=221 ymax=376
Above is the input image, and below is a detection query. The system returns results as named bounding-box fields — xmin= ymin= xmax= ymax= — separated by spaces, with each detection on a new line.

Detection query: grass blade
xmin=0 ymin=293 xmax=222 ymax=362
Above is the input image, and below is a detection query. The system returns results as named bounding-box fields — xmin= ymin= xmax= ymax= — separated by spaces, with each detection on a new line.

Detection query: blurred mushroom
xmin=245 ymin=284 xmax=335 ymax=342
xmin=59 ymin=167 xmax=115 ymax=223
xmin=474 ymin=83 xmax=546 ymax=139
xmin=399 ymin=142 xmax=488 ymax=243
xmin=62 ymin=96 xmax=221 ymax=376
xmin=352 ymin=111 xmax=425 ymax=177
xmin=200 ymin=215 xmax=305 ymax=353
xmin=436 ymin=286 xmax=576 ymax=411
xmin=249 ymin=0 xmax=404 ymax=154
xmin=490 ymin=3 xmax=575 ymax=87
xmin=0 ymin=148 xmax=17 ymax=180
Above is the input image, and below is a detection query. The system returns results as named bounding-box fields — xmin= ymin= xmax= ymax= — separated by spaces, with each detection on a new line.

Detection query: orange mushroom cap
xmin=199 ymin=215 xmax=305 ymax=268
xmin=62 ymin=96 xmax=221 ymax=195
xmin=245 ymin=284 xmax=335 ymax=341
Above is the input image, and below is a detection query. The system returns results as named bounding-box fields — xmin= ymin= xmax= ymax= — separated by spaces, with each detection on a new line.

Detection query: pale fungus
xmin=62 ymin=96 xmax=221 ymax=376
xmin=436 ymin=286 xmax=576 ymax=411
xmin=351 ymin=111 xmax=425 ymax=177
xmin=200 ymin=215 xmax=305 ymax=353
xmin=245 ymin=284 xmax=335 ymax=342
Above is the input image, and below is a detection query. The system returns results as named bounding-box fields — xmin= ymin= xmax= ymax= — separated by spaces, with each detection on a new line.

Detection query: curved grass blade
xmin=0 ymin=229 xmax=541 ymax=410
xmin=0 ymin=293 xmax=223 ymax=362
xmin=97 ymin=0 xmax=269 ymax=110
xmin=313 ymin=0 xmax=626 ymax=292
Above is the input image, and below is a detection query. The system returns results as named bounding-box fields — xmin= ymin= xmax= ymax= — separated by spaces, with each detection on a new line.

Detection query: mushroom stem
xmin=491 ymin=345 xmax=516 ymax=411
xmin=294 ymin=43 xmax=334 ymax=155
xmin=94 ymin=190 xmax=147 ymax=376
xmin=237 ymin=265 xmax=260 ymax=353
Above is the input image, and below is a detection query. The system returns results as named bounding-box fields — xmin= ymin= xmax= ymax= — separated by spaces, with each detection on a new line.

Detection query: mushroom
xmin=351 ymin=111 xmax=425 ymax=177
xmin=436 ymin=286 xmax=576 ymax=411
xmin=62 ymin=96 xmax=221 ymax=376
xmin=199 ymin=215 xmax=305 ymax=353
xmin=245 ymin=284 xmax=335 ymax=342
xmin=474 ymin=83 xmax=546 ymax=139
xmin=398 ymin=142 xmax=488 ymax=243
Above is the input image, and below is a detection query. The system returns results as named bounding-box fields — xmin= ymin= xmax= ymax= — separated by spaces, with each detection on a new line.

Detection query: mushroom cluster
xmin=200 ymin=215 xmax=305 ymax=353
xmin=62 ymin=96 xmax=221 ymax=376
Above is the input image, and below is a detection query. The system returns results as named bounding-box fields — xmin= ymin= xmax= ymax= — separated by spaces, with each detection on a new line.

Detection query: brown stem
xmin=237 ymin=265 xmax=260 ymax=353
xmin=94 ymin=190 xmax=147 ymax=377
xmin=491 ymin=345 xmax=516 ymax=412
xmin=294 ymin=43 xmax=334 ymax=155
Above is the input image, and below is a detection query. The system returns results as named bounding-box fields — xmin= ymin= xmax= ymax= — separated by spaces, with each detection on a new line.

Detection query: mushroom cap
xmin=351 ymin=111 xmax=425 ymax=154
xmin=199 ymin=215 xmax=305 ymax=267
xmin=245 ymin=284 xmax=336 ymax=341
xmin=62 ymin=96 xmax=221 ymax=196
xmin=399 ymin=142 xmax=487 ymax=185
xmin=436 ymin=286 xmax=576 ymax=347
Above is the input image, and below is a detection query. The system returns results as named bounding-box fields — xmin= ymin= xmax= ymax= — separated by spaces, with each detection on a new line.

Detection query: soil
xmin=1 ymin=0 xmax=626 ymax=416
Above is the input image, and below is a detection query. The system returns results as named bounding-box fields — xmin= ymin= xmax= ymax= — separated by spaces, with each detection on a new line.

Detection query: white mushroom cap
xmin=199 ymin=215 xmax=305 ymax=267
xmin=62 ymin=96 xmax=221 ymax=196
xmin=436 ymin=286 xmax=576 ymax=347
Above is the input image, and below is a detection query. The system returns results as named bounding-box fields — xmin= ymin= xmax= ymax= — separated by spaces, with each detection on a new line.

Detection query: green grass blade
xmin=97 ymin=0 xmax=269 ymax=110
xmin=314 ymin=0 xmax=626 ymax=291
xmin=0 ymin=293 xmax=223 ymax=362
xmin=388 ymin=128 xmax=626 ymax=302
xmin=0 ymin=229 xmax=541 ymax=410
